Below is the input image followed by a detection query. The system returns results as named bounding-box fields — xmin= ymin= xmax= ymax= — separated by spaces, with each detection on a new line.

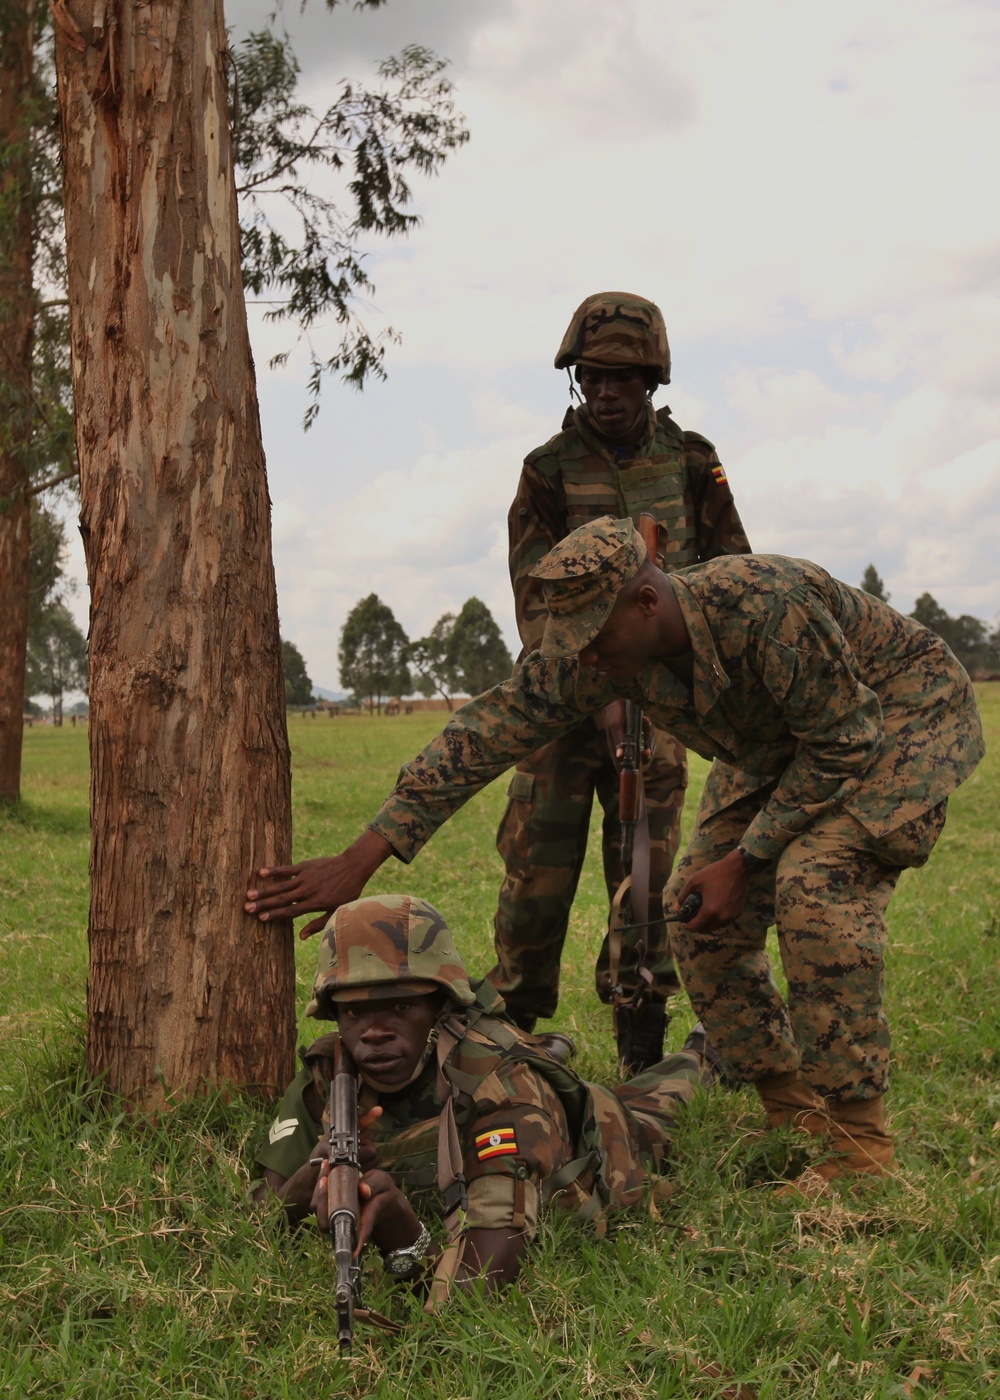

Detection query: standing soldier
xmin=494 ymin=291 xmax=751 ymax=1070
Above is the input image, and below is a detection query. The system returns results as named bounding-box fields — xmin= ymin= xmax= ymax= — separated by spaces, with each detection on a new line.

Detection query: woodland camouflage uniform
xmin=256 ymin=895 xmax=703 ymax=1261
xmin=365 ymin=526 xmax=984 ymax=1117
xmin=495 ymin=291 xmax=751 ymax=1038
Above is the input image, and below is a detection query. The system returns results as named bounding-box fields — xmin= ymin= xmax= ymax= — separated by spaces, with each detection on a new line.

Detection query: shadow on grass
xmin=0 ymin=797 xmax=90 ymax=840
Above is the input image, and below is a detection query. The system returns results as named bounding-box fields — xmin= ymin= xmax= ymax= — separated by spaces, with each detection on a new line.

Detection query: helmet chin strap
xmin=566 ymin=367 xmax=583 ymax=405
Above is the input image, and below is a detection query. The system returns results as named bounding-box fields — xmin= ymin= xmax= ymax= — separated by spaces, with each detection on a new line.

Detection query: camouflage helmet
xmin=554 ymin=291 xmax=671 ymax=384
xmin=306 ymin=894 xmax=476 ymax=1019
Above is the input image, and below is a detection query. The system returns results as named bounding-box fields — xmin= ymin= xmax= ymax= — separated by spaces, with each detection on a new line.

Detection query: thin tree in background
xmin=53 ymin=0 xmax=294 ymax=1104
xmin=449 ymin=597 xmax=513 ymax=697
xmin=25 ymin=597 xmax=85 ymax=723
xmin=860 ymin=563 xmax=889 ymax=602
xmin=0 ymin=0 xmax=73 ymax=798
xmin=409 ymin=612 xmax=459 ymax=709
xmin=282 ymin=638 xmax=315 ymax=706
xmin=339 ymin=593 xmax=410 ymax=712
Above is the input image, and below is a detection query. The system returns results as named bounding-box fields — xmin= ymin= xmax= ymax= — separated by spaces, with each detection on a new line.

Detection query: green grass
xmin=1 ymin=692 xmax=998 ymax=1398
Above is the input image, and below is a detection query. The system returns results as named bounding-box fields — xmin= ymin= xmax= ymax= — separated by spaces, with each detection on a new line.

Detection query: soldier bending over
xmin=246 ymin=519 xmax=984 ymax=1189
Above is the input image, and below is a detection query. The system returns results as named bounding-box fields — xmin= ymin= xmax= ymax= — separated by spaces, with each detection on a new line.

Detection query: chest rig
xmin=557 ymin=404 xmax=698 ymax=569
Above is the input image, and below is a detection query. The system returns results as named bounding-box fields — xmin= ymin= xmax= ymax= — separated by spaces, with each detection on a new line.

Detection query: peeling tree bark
xmin=52 ymin=0 xmax=295 ymax=1103
xmin=0 ymin=0 xmax=36 ymax=804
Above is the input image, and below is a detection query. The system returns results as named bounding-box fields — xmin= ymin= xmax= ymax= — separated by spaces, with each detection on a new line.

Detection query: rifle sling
xmin=608 ymin=783 xmax=652 ymax=1005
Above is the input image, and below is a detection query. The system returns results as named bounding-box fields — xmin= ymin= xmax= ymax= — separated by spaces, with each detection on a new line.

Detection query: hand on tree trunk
xmin=245 ymin=830 xmax=394 ymax=937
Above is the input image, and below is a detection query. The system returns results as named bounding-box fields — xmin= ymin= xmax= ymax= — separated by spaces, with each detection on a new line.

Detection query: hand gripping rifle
xmin=328 ymin=1045 xmax=362 ymax=1351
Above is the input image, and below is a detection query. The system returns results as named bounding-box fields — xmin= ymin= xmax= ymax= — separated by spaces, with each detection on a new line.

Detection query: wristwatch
xmin=383 ymin=1221 xmax=434 ymax=1279
xmin=736 ymin=843 xmax=770 ymax=874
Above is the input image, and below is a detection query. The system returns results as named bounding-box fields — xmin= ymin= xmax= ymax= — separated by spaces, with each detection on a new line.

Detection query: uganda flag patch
xmin=475 ymin=1126 xmax=518 ymax=1161
xmin=711 ymin=464 xmax=728 ymax=486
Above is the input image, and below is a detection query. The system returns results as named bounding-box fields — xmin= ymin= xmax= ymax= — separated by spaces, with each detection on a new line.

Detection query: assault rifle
xmin=327 ymin=1046 xmax=362 ymax=1351
xmin=608 ymin=514 xmax=704 ymax=1070
xmin=616 ymin=511 xmax=661 ymax=905
xmin=607 ymin=512 xmax=660 ymax=1018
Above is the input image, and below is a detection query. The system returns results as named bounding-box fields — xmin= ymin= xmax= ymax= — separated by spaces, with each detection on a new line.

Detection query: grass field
xmin=1 ymin=691 xmax=998 ymax=1398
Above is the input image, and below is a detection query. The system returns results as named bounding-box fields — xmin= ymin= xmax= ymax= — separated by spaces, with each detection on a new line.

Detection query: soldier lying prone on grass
xmin=254 ymin=894 xmax=711 ymax=1297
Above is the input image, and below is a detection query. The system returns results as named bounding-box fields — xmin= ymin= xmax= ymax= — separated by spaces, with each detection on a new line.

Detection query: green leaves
xmin=231 ymin=30 xmax=468 ymax=423
xmin=339 ymin=593 xmax=411 ymax=710
xmin=281 ymin=638 xmax=315 ymax=707
xmin=409 ymin=600 xmax=514 ymax=706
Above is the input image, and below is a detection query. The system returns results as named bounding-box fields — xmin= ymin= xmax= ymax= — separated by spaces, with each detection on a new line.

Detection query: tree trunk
xmin=52 ymin=0 xmax=295 ymax=1104
xmin=0 ymin=0 xmax=36 ymax=804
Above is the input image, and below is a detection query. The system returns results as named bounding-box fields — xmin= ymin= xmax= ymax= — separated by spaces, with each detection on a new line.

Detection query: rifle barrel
xmin=328 ymin=1052 xmax=361 ymax=1351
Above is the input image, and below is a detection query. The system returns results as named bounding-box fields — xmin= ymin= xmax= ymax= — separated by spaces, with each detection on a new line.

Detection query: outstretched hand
xmin=244 ymin=831 xmax=393 ymax=938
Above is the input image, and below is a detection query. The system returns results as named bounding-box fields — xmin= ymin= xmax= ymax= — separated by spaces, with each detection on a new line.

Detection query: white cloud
xmin=725 ymin=369 xmax=861 ymax=437
xmin=270 ymin=435 xmax=527 ymax=687
xmin=64 ymin=0 xmax=1000 ymax=685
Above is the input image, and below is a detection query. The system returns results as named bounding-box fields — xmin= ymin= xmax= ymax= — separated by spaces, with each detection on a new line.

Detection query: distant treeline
xmin=860 ymin=565 xmax=998 ymax=677
xmin=283 ymin=595 xmax=514 ymax=713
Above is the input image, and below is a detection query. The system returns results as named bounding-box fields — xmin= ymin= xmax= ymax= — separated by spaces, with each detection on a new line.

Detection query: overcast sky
xmin=63 ymin=0 xmax=1000 ymax=691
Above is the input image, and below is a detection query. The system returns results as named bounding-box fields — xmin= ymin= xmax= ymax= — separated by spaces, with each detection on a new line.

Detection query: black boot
xmin=616 ymin=1003 xmax=668 ymax=1076
xmin=681 ymin=1021 xmax=742 ymax=1090
xmin=508 ymin=1011 xmax=576 ymax=1063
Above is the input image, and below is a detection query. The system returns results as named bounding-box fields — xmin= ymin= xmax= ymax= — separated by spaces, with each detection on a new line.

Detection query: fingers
xmin=312 ymin=1159 xmax=331 ymax=1230
xmin=300 ymin=914 xmax=331 ymax=940
xmin=244 ymin=884 xmax=306 ymax=917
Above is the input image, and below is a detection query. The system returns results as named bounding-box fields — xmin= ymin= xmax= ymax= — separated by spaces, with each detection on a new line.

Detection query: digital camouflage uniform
xmin=495 ymin=291 xmax=751 ymax=1026
xmin=256 ymin=896 xmax=702 ymax=1249
xmin=364 ymin=528 xmax=985 ymax=1105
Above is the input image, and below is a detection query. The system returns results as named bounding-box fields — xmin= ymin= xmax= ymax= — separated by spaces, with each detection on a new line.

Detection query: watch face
xmin=387 ymin=1254 xmax=417 ymax=1278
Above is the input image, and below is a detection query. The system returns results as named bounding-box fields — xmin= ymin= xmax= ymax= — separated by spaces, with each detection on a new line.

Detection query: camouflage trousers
xmin=490 ymin=720 xmax=686 ymax=1024
xmin=665 ymin=790 xmax=948 ymax=1102
xmin=562 ymin=1052 xmax=704 ymax=1215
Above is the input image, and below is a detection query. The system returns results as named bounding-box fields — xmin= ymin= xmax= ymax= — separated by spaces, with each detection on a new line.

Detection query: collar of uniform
xmin=663 ymin=574 xmax=731 ymax=716
xmin=574 ymin=399 xmax=658 ymax=462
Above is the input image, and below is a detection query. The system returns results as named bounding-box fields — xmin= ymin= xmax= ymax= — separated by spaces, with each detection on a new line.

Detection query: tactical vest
xmin=303 ymin=983 xmax=609 ymax=1226
xmin=552 ymin=404 xmax=698 ymax=569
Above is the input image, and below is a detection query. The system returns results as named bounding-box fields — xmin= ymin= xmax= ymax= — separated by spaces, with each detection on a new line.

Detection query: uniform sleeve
xmin=461 ymin=1065 xmax=573 ymax=1240
xmin=368 ymin=654 xmax=612 ymax=861
xmin=685 ymin=432 xmax=752 ymax=560
xmin=254 ymin=1068 xmax=324 ymax=1180
xmin=738 ymin=591 xmax=886 ymax=861
xmin=508 ymin=456 xmax=567 ymax=655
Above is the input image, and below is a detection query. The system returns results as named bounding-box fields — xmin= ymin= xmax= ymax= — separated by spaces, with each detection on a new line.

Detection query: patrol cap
xmin=530 ymin=516 xmax=647 ymax=659
xmin=306 ymin=894 xmax=476 ymax=1019
xmin=554 ymin=291 xmax=671 ymax=384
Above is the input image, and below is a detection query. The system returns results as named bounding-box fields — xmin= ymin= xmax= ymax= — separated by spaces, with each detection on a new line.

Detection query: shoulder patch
xmin=475 ymin=1126 xmax=519 ymax=1160
xmin=268 ymin=1116 xmax=300 ymax=1145
xmin=710 ymin=463 xmax=728 ymax=486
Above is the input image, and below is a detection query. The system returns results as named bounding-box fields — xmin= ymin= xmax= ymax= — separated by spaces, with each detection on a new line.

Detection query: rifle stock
xmin=328 ymin=1046 xmax=362 ymax=1351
